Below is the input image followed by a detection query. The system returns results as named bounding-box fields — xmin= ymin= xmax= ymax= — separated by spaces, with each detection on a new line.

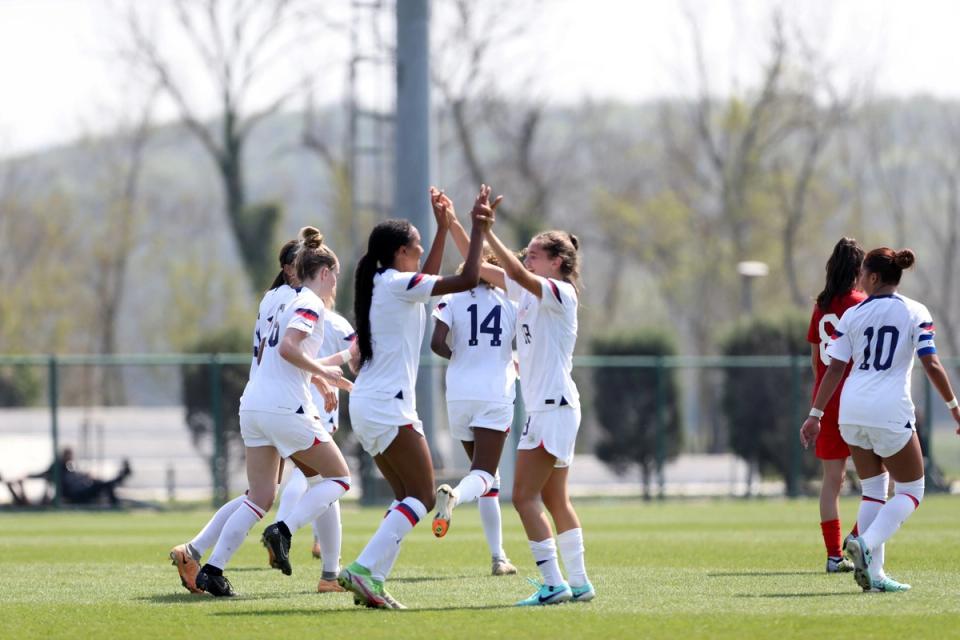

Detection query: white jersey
xmin=240 ymin=288 xmax=325 ymax=416
xmin=826 ymin=293 xmax=936 ymax=430
xmin=309 ymin=309 xmax=356 ymax=430
xmin=250 ymin=285 xmax=298 ymax=378
xmin=505 ymin=274 xmax=580 ymax=412
xmin=433 ymin=287 xmax=517 ymax=403
xmin=351 ymin=269 xmax=440 ymax=413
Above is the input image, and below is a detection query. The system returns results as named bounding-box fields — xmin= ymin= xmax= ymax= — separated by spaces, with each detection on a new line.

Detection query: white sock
xmin=357 ymin=497 xmax=426 ymax=580
xmin=858 ymin=473 xmax=888 ymax=580
xmin=314 ymin=500 xmax=342 ymax=577
xmin=529 ymin=538 xmax=564 ymax=587
xmin=207 ymin=498 xmax=266 ymax=569
xmin=275 ymin=467 xmax=308 ymax=524
xmin=189 ymin=494 xmax=246 ymax=557
xmin=478 ymin=474 xmax=506 ymax=560
xmin=370 ymin=500 xmax=402 ymax=581
xmin=453 ymin=469 xmax=494 ymax=506
xmin=557 ymin=528 xmax=588 ymax=588
xmin=280 ymin=476 xmax=350 ymax=533
xmin=862 ymin=478 xmax=924 ymax=558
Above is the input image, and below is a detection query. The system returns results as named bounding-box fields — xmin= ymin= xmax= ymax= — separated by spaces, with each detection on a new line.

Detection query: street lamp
xmin=737 ymin=261 xmax=769 ymax=316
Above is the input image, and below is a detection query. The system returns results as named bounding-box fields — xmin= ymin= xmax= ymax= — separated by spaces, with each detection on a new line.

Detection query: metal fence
xmin=0 ymin=353 xmax=956 ymax=507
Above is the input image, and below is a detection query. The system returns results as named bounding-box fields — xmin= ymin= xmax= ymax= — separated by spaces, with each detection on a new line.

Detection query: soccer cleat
xmin=169 ymin=544 xmax=203 ymax=594
xmin=867 ymin=575 xmax=911 ymax=592
xmin=263 ymin=538 xmax=279 ymax=569
xmin=843 ymin=536 xmax=872 ymax=591
xmin=261 ymin=523 xmax=292 ymax=576
xmin=515 ymin=578 xmax=572 ymax=606
xmin=338 ymin=562 xmax=387 ymax=609
xmin=570 ymin=581 xmax=596 ymax=602
xmin=843 ymin=532 xmax=856 ymax=554
xmin=194 ymin=566 xmax=237 ymax=597
xmin=433 ymin=484 xmax=457 ymax=538
xmin=317 ymin=578 xmax=346 ymax=593
xmin=382 ymin=589 xmax=408 ymax=609
xmin=311 ymin=541 xmax=322 ymax=560
xmin=826 ymin=556 xmax=855 ymax=573
xmin=492 ymin=557 xmax=518 ymax=576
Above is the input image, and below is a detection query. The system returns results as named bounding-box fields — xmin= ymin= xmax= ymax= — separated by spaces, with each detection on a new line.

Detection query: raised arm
xmin=429 ymin=190 xmax=494 ymax=296
xmin=431 ymin=186 xmax=506 ymax=290
xmin=420 ymin=194 xmax=451 ymax=275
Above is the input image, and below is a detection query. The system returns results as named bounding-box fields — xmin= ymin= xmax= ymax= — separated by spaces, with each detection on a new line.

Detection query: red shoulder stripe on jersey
xmin=294 ymin=308 xmax=319 ymax=322
xmin=407 ymin=273 xmax=426 ymax=290
xmin=548 ymin=279 xmax=562 ymax=304
xmin=437 ymin=302 xmax=447 ymax=310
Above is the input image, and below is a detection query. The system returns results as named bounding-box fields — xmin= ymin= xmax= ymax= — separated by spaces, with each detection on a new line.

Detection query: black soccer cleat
xmin=194 ymin=566 xmax=237 ymax=597
xmin=261 ymin=523 xmax=292 ymax=576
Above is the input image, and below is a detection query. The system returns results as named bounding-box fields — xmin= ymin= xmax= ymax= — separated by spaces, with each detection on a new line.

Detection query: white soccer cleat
xmin=433 ymin=484 xmax=457 ymax=538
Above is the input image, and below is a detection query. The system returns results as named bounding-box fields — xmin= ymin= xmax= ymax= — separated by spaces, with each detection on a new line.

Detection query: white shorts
xmin=239 ymin=410 xmax=331 ymax=458
xmin=517 ymin=406 xmax=581 ymax=468
xmin=840 ymin=423 xmax=915 ymax=458
xmin=349 ymin=394 xmax=425 ymax=457
xmin=446 ymin=400 xmax=514 ymax=442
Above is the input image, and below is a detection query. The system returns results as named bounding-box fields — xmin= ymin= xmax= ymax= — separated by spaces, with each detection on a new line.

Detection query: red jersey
xmin=806 ymin=288 xmax=866 ymax=459
xmin=806 ymin=289 xmax=867 ymax=381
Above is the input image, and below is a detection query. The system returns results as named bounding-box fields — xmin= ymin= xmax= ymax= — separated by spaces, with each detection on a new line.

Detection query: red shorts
xmin=815 ymin=403 xmax=849 ymax=460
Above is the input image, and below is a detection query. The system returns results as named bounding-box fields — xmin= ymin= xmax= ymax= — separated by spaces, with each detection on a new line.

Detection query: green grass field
xmin=2 ymin=497 xmax=960 ymax=639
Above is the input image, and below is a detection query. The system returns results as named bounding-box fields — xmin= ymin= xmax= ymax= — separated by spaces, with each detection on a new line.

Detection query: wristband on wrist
xmin=338 ymin=349 xmax=352 ymax=366
xmin=808 ymin=408 xmax=824 ymax=419
xmin=947 ymin=398 xmax=959 ymax=410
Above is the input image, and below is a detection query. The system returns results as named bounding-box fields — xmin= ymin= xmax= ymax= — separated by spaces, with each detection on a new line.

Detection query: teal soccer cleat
xmin=515 ymin=578 xmax=572 ymax=606
xmin=570 ymin=581 xmax=596 ymax=602
xmin=867 ymin=575 xmax=911 ymax=593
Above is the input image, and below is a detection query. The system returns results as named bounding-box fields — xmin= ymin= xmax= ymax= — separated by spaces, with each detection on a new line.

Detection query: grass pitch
xmin=2 ymin=497 xmax=960 ymax=639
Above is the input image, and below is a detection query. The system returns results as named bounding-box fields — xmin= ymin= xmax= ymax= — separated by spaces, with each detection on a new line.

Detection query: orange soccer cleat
xmin=169 ymin=544 xmax=203 ymax=594
xmin=317 ymin=578 xmax=346 ymax=593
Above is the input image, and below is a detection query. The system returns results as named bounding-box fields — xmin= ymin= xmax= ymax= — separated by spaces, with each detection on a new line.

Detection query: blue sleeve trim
xmin=917 ymin=346 xmax=937 ymax=357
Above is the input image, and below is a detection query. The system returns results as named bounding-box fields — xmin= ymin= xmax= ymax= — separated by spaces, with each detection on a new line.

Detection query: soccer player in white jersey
xmin=268 ymin=294 xmax=356 ymax=593
xmin=170 ymin=238 xmax=301 ymax=594
xmin=191 ymin=227 xmax=356 ymax=597
xmin=801 ymin=247 xmax=960 ymax=592
xmin=429 ymin=251 xmax=519 ymax=576
xmin=438 ymin=185 xmax=594 ymax=606
xmin=337 ymin=189 xmax=492 ymax=609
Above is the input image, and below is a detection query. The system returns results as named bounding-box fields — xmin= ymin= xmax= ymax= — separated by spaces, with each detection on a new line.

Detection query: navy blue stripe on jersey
xmin=437 ymin=302 xmax=447 ymax=310
xmin=548 ymin=279 xmax=562 ymax=303
xmin=407 ymin=273 xmax=426 ymax=289
xmin=919 ymin=333 xmax=935 ymax=342
xmin=343 ymin=332 xmax=356 ymax=342
xmin=856 ymin=293 xmax=903 ymax=309
xmin=831 ymin=331 xmax=845 ymax=339
xmin=294 ymin=308 xmax=319 ymax=322
xmin=918 ymin=346 xmax=937 ymax=357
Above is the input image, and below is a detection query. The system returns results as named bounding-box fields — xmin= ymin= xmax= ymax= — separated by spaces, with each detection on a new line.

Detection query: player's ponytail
xmin=864 ymin=247 xmax=916 ymax=286
xmin=268 ymin=239 xmax=300 ymax=290
xmin=295 ymin=226 xmax=338 ymax=283
xmin=816 ymin=237 xmax=864 ymax=310
xmin=353 ymin=219 xmax=415 ymax=368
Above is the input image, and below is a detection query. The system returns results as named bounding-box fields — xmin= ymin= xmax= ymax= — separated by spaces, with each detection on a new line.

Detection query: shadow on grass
xmin=210 ymin=603 xmax=516 ymax=616
xmin=735 ymin=591 xmax=861 ymax=599
xmin=708 ymin=571 xmax=822 ymax=577
xmin=138 ymin=592 xmax=314 ymax=604
xmin=389 ymin=574 xmax=478 ymax=584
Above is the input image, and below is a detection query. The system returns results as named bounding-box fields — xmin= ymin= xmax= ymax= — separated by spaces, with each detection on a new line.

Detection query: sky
xmin=1 ymin=0 xmax=959 ymax=157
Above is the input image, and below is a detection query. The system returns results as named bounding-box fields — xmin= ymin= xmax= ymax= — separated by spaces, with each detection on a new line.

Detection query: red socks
xmin=820 ymin=519 xmax=842 ymax=557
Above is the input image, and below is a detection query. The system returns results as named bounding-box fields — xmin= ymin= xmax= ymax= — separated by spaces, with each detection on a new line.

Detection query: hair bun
xmin=299 ymin=226 xmax=324 ymax=249
xmin=568 ymin=233 xmax=580 ymax=251
xmin=894 ymin=249 xmax=915 ymax=270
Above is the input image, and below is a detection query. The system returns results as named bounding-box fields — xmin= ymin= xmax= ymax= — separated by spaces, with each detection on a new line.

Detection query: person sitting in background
xmin=28 ymin=447 xmax=132 ymax=506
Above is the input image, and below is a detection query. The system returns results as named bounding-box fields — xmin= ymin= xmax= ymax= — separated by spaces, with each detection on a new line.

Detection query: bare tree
xmin=121 ymin=0 xmax=317 ymax=287
xmin=432 ymin=0 xmax=557 ymax=242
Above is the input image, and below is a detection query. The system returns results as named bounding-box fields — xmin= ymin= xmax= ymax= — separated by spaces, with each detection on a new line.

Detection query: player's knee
xmin=894 ymin=478 xmax=924 ymax=509
xmin=248 ymin=489 xmax=275 ymax=513
xmin=512 ymin=488 xmax=537 ymax=513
